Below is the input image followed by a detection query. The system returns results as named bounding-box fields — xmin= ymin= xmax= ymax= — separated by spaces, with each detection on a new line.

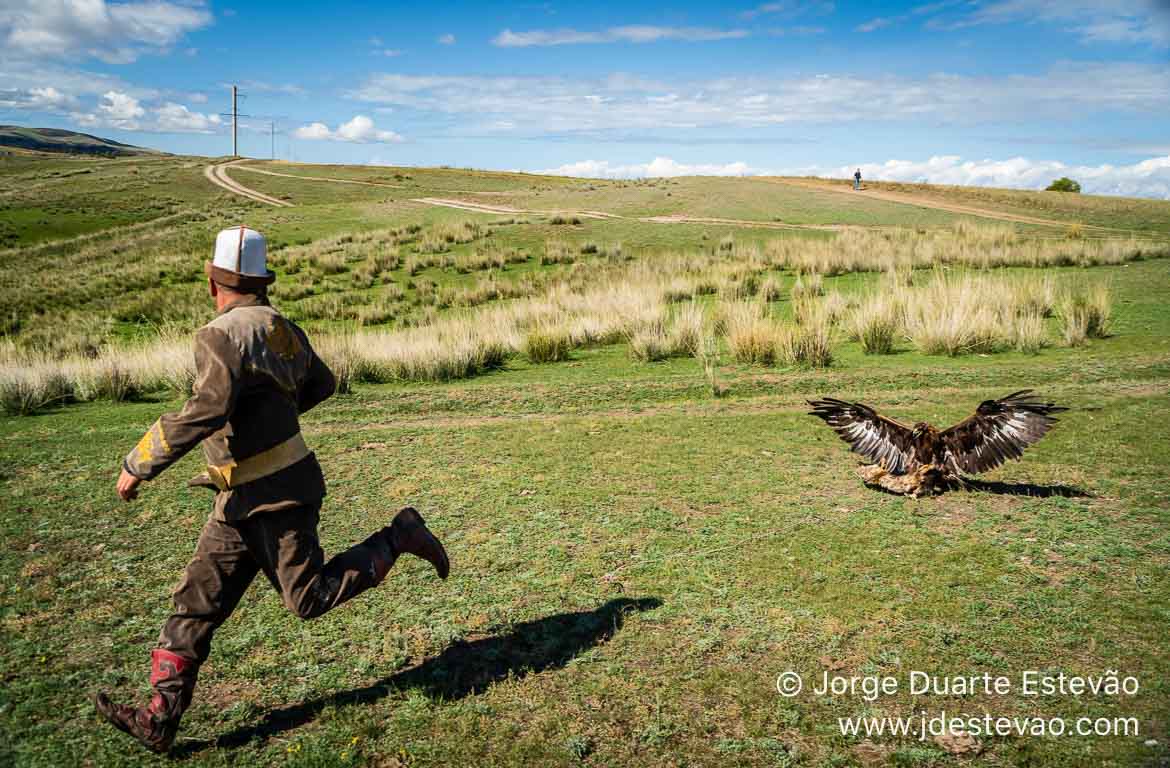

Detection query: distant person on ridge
xmin=854 ymin=168 xmax=862 ymax=190
xmin=94 ymin=226 xmax=450 ymax=753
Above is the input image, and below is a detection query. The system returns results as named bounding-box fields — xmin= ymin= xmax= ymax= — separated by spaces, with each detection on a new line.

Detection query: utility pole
xmin=270 ymin=121 xmax=275 ymax=160
xmin=231 ymin=85 xmax=238 ymax=157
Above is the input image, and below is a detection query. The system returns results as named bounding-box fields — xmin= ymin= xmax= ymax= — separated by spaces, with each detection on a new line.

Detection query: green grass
xmin=2 ymin=319 xmax=1169 ymax=766
xmin=1 ymin=153 xmax=1170 ymax=766
xmin=0 ymin=155 xmax=223 ymax=246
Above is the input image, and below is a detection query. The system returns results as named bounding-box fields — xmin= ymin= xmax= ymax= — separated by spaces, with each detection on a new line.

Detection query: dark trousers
xmin=158 ymin=504 xmax=393 ymax=664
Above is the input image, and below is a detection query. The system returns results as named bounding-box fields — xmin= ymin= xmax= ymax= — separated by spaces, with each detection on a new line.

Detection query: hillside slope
xmin=0 ymin=125 xmax=157 ymax=157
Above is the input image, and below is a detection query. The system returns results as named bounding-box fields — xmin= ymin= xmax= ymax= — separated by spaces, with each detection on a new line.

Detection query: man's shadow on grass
xmin=175 ymin=596 xmax=662 ymax=756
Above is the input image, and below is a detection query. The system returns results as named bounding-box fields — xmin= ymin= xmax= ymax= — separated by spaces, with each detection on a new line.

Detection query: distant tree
xmin=1046 ymin=177 xmax=1081 ymax=193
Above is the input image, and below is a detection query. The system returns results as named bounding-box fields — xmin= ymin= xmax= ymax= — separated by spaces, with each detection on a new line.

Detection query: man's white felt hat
xmin=205 ymin=225 xmax=275 ymax=288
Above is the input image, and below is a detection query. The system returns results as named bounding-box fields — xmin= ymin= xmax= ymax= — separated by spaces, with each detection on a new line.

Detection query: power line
xmin=217 ymin=85 xmax=288 ymax=158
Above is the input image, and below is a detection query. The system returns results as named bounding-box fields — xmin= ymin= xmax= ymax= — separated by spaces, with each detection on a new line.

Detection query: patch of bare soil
xmin=638 ymin=213 xmax=844 ymax=231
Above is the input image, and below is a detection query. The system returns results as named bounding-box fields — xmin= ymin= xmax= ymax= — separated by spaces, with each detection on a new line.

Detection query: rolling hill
xmin=0 ymin=125 xmax=158 ymax=157
xmin=1 ymin=150 xmax=1170 ymax=767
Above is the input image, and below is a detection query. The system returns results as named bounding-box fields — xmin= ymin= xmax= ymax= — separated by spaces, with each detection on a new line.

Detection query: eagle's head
xmin=911 ymin=422 xmax=930 ymax=438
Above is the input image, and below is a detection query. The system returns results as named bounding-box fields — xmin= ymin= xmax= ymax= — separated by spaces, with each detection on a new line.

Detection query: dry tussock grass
xmin=628 ymin=302 xmax=705 ymax=362
xmin=721 ymin=300 xmax=775 ymax=365
xmin=1 ymin=223 xmax=1128 ymax=413
xmin=0 ymin=326 xmax=195 ymax=415
xmin=1058 ymin=282 xmax=1113 ymax=347
xmin=719 ymin=299 xmax=834 ymax=368
xmin=763 ymin=224 xmax=1164 ymax=275
xmin=541 ymin=240 xmax=577 ymax=265
xmin=888 ymin=272 xmax=1076 ymax=356
xmin=828 ymin=271 xmax=1106 ymax=358
xmin=846 ymin=293 xmax=903 ymax=354
xmin=777 ymin=314 xmax=833 ymax=367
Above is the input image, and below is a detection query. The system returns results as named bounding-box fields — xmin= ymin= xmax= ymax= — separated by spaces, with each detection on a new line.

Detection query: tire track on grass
xmin=771 ymin=177 xmax=1143 ymax=235
xmin=204 ymin=160 xmax=294 ymax=207
xmin=233 ymin=164 xmax=408 ymax=189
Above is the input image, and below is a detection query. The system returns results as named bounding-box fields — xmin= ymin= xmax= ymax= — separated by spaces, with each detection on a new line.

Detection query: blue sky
xmin=2 ymin=0 xmax=1169 ymax=196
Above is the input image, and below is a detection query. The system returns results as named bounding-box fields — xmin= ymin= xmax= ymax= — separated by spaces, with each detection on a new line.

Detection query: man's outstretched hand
xmin=117 ymin=467 xmax=142 ymax=501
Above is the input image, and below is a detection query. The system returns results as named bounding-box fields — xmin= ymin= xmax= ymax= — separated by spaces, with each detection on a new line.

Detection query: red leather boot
xmin=94 ymin=649 xmax=198 ymax=753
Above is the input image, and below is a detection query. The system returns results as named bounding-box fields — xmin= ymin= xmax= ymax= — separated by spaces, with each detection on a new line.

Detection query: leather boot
xmin=94 ymin=649 xmax=198 ymax=753
xmin=388 ymin=507 xmax=449 ymax=579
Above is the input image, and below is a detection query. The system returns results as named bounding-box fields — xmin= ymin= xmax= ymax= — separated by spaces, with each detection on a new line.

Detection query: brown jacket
xmin=124 ymin=294 xmax=335 ymax=521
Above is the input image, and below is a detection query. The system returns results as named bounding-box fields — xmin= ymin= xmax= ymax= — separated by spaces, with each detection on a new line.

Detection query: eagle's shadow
xmin=866 ymin=477 xmax=1091 ymax=498
xmin=172 ymin=596 xmax=662 ymax=757
xmin=960 ymin=478 xmax=1091 ymax=498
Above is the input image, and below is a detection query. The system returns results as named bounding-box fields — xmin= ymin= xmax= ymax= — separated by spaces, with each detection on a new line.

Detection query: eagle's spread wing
xmin=940 ymin=390 xmax=1067 ymax=475
xmin=807 ymin=398 xmax=916 ymax=474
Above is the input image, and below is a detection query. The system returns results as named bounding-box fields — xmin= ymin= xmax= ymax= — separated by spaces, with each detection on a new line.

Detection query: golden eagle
xmin=807 ymin=390 xmax=1068 ymax=496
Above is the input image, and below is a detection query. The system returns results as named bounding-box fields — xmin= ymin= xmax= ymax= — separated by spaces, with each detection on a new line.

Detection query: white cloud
xmin=0 ymin=85 xmax=77 ymax=110
xmin=0 ymin=58 xmax=154 ymax=101
xmin=349 ymin=63 xmax=1170 ymax=135
xmin=293 ymin=115 xmax=404 ymax=143
xmin=740 ymin=2 xmax=787 ymax=19
xmin=769 ymin=25 xmax=826 ymax=35
xmin=493 ymin=26 xmax=750 ymax=46
xmin=0 ymin=0 xmax=213 ymax=63
xmin=438 ymin=33 xmax=455 ymax=45
xmin=833 ymin=154 xmax=1170 ymax=199
xmin=153 ymin=102 xmax=220 ymax=133
xmin=857 ymin=17 xmax=892 ymax=32
xmin=740 ymin=2 xmax=835 ymax=21
xmin=368 ymin=36 xmax=402 ymax=57
xmin=68 ymin=91 xmax=221 ymax=134
xmin=931 ymin=0 xmax=1170 ymax=47
xmin=235 ymin=80 xmax=306 ymax=96
xmin=295 ymin=122 xmax=331 ymax=140
xmin=534 ymin=153 xmax=1170 ymax=199
xmin=96 ymin=89 xmax=144 ymax=128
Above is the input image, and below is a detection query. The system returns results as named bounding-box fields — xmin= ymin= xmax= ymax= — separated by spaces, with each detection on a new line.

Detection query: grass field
xmin=1 ymin=152 xmax=1169 ymax=767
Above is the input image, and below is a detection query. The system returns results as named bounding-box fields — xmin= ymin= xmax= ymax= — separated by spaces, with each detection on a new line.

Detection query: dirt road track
xmin=411 ymin=197 xmax=621 ymax=220
xmin=204 ymin=160 xmax=294 ymax=207
xmin=774 ymin=178 xmax=1122 ymax=233
xmin=233 ymin=164 xmax=407 ymax=189
xmin=639 ymin=213 xmax=844 ymax=231
xmin=415 ymin=198 xmax=852 ymax=231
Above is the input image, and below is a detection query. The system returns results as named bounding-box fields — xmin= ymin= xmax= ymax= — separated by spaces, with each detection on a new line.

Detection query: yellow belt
xmin=206 ymin=432 xmax=310 ymax=491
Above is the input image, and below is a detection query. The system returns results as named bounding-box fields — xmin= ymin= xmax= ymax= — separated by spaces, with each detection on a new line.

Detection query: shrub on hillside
xmin=1046 ymin=177 xmax=1081 ymax=193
